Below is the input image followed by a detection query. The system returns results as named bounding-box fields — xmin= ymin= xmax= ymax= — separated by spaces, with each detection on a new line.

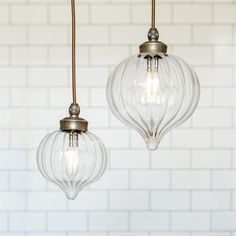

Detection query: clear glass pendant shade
xmin=107 ymin=53 xmax=200 ymax=150
xmin=37 ymin=131 xmax=107 ymax=200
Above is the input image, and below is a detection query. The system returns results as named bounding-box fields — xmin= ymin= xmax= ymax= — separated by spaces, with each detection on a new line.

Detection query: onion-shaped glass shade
xmin=107 ymin=53 xmax=200 ymax=150
xmin=37 ymin=130 xmax=107 ymax=200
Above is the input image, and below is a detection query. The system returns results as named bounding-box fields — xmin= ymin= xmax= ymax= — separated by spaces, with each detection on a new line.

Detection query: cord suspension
xmin=71 ymin=0 xmax=77 ymax=104
xmin=151 ymin=0 xmax=156 ymax=29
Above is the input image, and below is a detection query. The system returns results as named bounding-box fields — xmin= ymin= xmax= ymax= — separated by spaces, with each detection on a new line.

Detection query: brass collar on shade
xmin=139 ymin=40 xmax=167 ymax=54
xmin=60 ymin=117 xmax=88 ymax=133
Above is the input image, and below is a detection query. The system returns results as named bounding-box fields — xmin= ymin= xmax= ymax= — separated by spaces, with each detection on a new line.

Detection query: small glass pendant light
xmin=106 ymin=0 xmax=200 ymax=150
xmin=37 ymin=0 xmax=107 ymax=200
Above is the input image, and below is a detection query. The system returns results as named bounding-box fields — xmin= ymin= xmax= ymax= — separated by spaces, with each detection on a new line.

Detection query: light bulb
xmin=140 ymin=56 xmax=167 ymax=105
xmin=64 ymin=148 xmax=79 ymax=178
xmin=63 ymin=133 xmax=80 ymax=179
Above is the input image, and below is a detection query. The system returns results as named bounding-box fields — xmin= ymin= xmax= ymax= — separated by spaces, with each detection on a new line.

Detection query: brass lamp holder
xmin=60 ymin=103 xmax=88 ymax=132
xmin=139 ymin=0 xmax=167 ymax=54
xmin=60 ymin=0 xmax=88 ymax=133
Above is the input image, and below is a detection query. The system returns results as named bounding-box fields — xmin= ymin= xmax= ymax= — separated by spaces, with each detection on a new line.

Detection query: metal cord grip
xmin=139 ymin=0 xmax=167 ymax=54
xmin=60 ymin=0 xmax=88 ymax=133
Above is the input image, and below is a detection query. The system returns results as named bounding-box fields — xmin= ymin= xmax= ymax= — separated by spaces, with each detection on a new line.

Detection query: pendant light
xmin=106 ymin=0 xmax=200 ymax=150
xmin=37 ymin=0 xmax=107 ymax=200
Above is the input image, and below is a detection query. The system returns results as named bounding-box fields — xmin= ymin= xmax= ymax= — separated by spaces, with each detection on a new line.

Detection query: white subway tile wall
xmin=0 ymin=0 xmax=234 ymax=235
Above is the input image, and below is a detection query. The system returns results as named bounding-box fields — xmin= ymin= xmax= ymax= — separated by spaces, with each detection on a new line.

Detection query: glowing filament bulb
xmin=65 ymin=133 xmax=80 ymax=179
xmin=65 ymin=147 xmax=79 ymax=178
xmin=141 ymin=56 xmax=166 ymax=105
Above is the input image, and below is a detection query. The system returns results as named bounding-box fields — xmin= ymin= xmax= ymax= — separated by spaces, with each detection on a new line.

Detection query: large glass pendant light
xmin=37 ymin=0 xmax=107 ymax=200
xmin=106 ymin=0 xmax=200 ymax=150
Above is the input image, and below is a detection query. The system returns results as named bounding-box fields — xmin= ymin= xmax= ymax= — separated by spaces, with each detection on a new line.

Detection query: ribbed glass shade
xmin=107 ymin=53 xmax=200 ymax=150
xmin=37 ymin=131 xmax=107 ymax=200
